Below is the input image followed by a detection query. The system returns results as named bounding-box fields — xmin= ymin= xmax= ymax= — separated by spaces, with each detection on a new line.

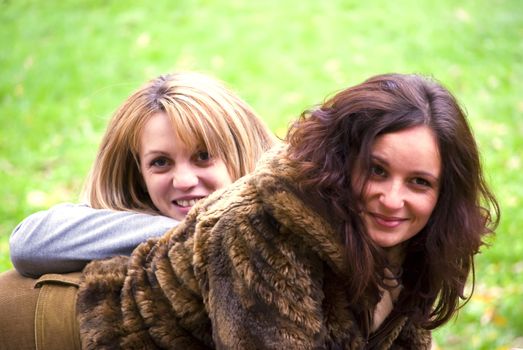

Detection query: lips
xmin=369 ymin=212 xmax=407 ymax=228
xmin=173 ymin=197 xmax=204 ymax=208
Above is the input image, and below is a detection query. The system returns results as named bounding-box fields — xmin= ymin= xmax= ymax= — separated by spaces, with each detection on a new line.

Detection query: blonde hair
xmin=83 ymin=72 xmax=276 ymax=214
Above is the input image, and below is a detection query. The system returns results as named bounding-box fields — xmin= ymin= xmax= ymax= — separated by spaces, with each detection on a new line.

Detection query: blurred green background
xmin=1 ymin=0 xmax=521 ymax=348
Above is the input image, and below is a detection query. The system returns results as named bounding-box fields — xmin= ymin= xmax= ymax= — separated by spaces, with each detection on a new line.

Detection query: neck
xmin=384 ymin=243 xmax=406 ymax=269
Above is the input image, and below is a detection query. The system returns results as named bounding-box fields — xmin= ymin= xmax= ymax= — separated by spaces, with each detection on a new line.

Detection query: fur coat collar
xmin=77 ymin=146 xmax=431 ymax=349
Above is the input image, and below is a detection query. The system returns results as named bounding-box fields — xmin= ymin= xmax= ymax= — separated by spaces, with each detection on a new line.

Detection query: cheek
xmin=211 ymin=171 xmax=232 ymax=189
xmin=208 ymin=163 xmax=233 ymax=189
xmin=416 ymin=196 xmax=438 ymax=222
xmin=142 ymin=174 xmax=168 ymax=199
xmin=360 ymin=182 xmax=378 ymax=205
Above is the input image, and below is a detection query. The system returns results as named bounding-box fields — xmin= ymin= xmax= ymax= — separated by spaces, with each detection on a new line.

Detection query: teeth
xmin=175 ymin=198 xmax=201 ymax=207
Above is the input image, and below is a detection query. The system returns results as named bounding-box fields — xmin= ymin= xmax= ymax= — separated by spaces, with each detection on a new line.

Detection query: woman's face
xmin=138 ymin=112 xmax=233 ymax=220
xmin=354 ymin=125 xmax=441 ymax=250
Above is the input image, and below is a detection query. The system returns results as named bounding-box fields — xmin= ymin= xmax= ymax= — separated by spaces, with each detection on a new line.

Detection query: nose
xmin=171 ymin=164 xmax=198 ymax=190
xmin=378 ymin=181 xmax=405 ymax=210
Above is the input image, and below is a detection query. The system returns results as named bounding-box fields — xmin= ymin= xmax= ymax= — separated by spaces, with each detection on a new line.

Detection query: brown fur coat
xmin=77 ymin=148 xmax=432 ymax=349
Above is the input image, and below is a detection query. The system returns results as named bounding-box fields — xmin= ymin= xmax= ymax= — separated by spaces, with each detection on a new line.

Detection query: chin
xmin=173 ymin=213 xmax=184 ymax=221
xmin=369 ymin=234 xmax=401 ymax=249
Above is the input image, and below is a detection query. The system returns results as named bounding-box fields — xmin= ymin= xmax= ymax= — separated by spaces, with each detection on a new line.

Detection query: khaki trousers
xmin=0 ymin=270 xmax=81 ymax=350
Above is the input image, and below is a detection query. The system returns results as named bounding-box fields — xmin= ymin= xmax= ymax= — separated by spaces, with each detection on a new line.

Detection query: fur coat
xmin=77 ymin=147 xmax=432 ymax=349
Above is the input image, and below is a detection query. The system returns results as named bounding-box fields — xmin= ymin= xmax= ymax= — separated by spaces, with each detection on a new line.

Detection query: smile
xmin=173 ymin=197 xmax=204 ymax=208
xmin=369 ymin=213 xmax=407 ymax=228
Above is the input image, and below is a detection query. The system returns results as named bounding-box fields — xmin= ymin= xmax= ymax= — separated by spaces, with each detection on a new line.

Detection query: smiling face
xmin=138 ymin=112 xmax=233 ymax=220
xmin=354 ymin=126 xmax=441 ymax=252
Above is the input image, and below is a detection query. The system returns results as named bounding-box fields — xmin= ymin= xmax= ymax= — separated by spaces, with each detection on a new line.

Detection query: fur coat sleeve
xmin=76 ymin=149 xmax=431 ymax=349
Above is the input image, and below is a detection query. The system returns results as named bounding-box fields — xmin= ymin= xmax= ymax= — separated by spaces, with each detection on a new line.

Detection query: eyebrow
xmin=371 ymin=155 xmax=440 ymax=181
xmin=142 ymin=150 xmax=169 ymax=158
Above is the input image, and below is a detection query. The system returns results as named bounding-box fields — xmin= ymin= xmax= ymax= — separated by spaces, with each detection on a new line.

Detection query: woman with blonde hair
xmin=1 ymin=72 xmax=276 ymax=349
xmin=10 ymin=71 xmax=276 ymax=277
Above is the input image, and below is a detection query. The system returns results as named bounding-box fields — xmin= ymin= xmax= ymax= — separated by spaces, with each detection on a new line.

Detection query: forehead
xmin=139 ymin=112 xmax=204 ymax=151
xmin=139 ymin=113 xmax=180 ymax=151
xmin=372 ymin=126 xmax=441 ymax=177
xmin=140 ymin=113 xmax=178 ymax=141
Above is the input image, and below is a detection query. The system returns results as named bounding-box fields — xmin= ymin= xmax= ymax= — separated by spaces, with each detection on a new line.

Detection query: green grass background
xmin=1 ymin=0 xmax=521 ymax=348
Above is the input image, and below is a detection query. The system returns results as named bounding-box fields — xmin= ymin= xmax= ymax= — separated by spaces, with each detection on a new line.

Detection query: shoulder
xmin=395 ymin=318 xmax=432 ymax=348
xmin=192 ymin=146 xmax=346 ymax=271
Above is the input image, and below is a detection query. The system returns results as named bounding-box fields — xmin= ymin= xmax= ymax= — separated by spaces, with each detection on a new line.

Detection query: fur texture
xmin=77 ymin=147 xmax=431 ymax=349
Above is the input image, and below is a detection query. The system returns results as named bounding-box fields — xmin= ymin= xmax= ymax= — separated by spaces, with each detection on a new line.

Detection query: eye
xmin=150 ymin=157 xmax=169 ymax=168
xmin=193 ymin=150 xmax=214 ymax=166
xmin=369 ymin=164 xmax=387 ymax=178
xmin=411 ymin=177 xmax=431 ymax=187
xmin=195 ymin=151 xmax=210 ymax=161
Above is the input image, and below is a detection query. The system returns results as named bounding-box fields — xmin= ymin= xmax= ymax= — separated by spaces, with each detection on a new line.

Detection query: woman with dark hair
xmin=77 ymin=73 xmax=499 ymax=349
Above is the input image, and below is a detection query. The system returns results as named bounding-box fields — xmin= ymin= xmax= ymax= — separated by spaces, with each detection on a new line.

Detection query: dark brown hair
xmin=286 ymin=73 xmax=499 ymax=329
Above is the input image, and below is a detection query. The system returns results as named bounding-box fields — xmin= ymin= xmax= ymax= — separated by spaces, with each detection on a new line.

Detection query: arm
xmin=115 ymin=201 xmax=327 ymax=349
xmin=76 ymin=177 xmax=329 ymax=348
xmin=9 ymin=203 xmax=178 ymax=277
xmin=196 ymin=205 xmax=326 ymax=349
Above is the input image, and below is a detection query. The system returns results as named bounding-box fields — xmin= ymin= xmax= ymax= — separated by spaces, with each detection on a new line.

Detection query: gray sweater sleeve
xmin=9 ymin=203 xmax=179 ymax=277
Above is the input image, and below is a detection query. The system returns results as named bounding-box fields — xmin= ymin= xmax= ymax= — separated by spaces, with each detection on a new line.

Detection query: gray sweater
xmin=9 ymin=203 xmax=178 ymax=278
